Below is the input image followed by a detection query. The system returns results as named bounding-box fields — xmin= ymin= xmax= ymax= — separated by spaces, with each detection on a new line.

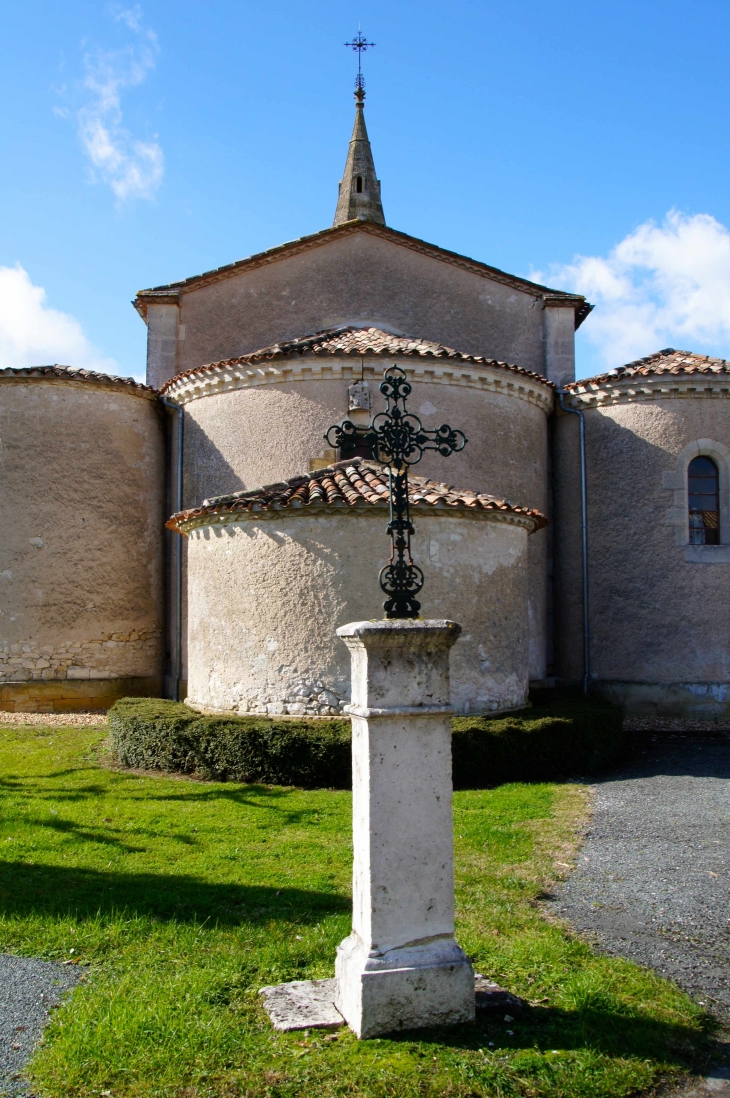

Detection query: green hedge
xmin=109 ymin=698 xmax=352 ymax=789
xmin=452 ymin=696 xmax=627 ymax=788
xmin=110 ymin=694 xmax=627 ymax=790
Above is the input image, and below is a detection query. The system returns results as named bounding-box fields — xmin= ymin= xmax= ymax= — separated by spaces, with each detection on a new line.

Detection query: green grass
xmin=0 ymin=724 xmax=712 ymax=1098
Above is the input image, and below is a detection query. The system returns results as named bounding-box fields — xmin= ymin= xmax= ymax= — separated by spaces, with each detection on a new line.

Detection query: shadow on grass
xmin=389 ymin=1004 xmax=709 ymax=1066
xmin=6 ymin=773 xmax=338 ymax=828
xmin=0 ymin=860 xmax=348 ymax=926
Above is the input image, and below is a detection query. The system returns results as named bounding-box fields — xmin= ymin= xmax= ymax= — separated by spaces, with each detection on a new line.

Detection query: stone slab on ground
xmin=0 ymin=954 xmax=81 ymax=1097
xmin=474 ymin=975 xmax=527 ymax=1017
xmin=552 ymin=731 xmax=730 ymax=1021
xmin=260 ymin=974 xmax=527 ymax=1033
xmin=259 ymin=979 xmax=344 ymax=1031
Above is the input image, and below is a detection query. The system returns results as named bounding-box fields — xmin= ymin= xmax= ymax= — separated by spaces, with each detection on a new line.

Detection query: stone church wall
xmin=168 ymin=354 xmax=552 ymax=683
xmin=554 ymin=383 xmax=730 ymax=716
xmin=172 ymin=233 xmax=548 ymax=380
xmin=0 ymin=374 xmax=166 ymax=711
xmin=183 ymin=509 xmax=532 ymax=717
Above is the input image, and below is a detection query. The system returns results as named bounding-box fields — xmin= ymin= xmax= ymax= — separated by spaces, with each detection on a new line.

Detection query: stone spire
xmin=333 ymin=87 xmax=385 ymax=226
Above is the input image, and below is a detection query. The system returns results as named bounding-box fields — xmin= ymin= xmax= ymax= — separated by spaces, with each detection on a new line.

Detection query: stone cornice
xmin=164 ymin=355 xmax=554 ymax=414
xmin=562 ymin=373 xmax=730 ymax=410
xmin=177 ymin=502 xmax=541 ymax=537
xmin=0 ymin=366 xmax=158 ymax=402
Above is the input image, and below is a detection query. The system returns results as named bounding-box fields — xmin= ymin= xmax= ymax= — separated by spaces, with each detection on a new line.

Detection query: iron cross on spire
xmin=344 ymin=29 xmax=375 ymax=90
xmin=325 ymin=366 xmax=467 ymax=619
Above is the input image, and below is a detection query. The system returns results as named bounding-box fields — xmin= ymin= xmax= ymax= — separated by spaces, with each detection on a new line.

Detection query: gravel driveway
xmin=554 ymin=731 xmax=730 ymax=1021
xmin=0 ymin=955 xmax=79 ymax=1097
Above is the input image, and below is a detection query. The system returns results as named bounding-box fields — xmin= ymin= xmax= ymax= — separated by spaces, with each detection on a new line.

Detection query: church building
xmin=1 ymin=84 xmax=729 ymax=719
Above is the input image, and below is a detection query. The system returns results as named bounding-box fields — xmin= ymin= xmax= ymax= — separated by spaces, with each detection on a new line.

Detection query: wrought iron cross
xmin=325 ymin=366 xmax=467 ymax=619
xmin=344 ymin=30 xmax=375 ymax=90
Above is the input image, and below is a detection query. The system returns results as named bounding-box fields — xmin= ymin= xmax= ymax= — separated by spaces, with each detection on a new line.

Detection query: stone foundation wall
xmin=0 ymin=677 xmax=163 ymax=713
xmin=592 ymin=680 xmax=730 ymax=720
xmin=188 ymin=675 xmax=348 ymax=719
xmin=0 ymin=629 xmax=162 ymax=683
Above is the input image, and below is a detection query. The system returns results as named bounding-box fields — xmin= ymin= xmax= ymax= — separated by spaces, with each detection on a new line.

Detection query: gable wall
xmin=173 ymin=233 xmax=546 ymax=381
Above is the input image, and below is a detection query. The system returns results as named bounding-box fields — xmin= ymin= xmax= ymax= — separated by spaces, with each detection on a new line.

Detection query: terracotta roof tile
xmin=0 ymin=363 xmax=153 ymax=392
xmin=161 ymin=325 xmax=553 ymax=392
xmin=566 ymin=348 xmax=730 ymax=389
xmin=167 ymin=458 xmax=547 ymax=534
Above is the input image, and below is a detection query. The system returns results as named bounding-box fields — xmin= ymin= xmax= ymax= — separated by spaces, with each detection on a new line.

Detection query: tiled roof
xmin=134 ymin=220 xmax=592 ymax=328
xmin=160 ymin=326 xmax=553 ymax=392
xmin=0 ymin=364 xmax=153 ymax=392
xmin=167 ymin=458 xmax=547 ymax=534
xmin=566 ymin=349 xmax=730 ymax=389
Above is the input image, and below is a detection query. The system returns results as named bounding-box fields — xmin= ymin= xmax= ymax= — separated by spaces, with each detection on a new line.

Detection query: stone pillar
xmin=145 ymin=303 xmax=180 ymax=389
xmin=543 ymin=299 xmax=576 ymax=389
xmin=334 ymin=619 xmax=475 ymax=1039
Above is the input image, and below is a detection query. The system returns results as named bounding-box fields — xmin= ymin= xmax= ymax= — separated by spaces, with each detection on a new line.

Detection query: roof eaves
xmin=159 ymin=325 xmax=556 ymax=393
xmin=166 ymin=458 xmax=548 ymax=534
xmin=565 ymin=347 xmax=730 ymax=390
xmin=134 ymin=221 xmax=590 ymax=325
xmin=0 ymin=363 xmax=154 ymax=393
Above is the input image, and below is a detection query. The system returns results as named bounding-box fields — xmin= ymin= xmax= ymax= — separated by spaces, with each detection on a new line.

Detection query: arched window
xmin=356 ymin=176 xmax=363 ymax=193
xmin=688 ymin=456 xmax=720 ymax=545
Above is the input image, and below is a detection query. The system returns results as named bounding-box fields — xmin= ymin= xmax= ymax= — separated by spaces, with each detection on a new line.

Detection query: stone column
xmin=334 ymin=619 xmax=475 ymax=1039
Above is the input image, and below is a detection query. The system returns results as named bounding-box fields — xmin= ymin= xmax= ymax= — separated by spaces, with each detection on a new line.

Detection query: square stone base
xmin=334 ymin=933 xmax=475 ymax=1039
xmin=259 ymin=971 xmax=524 ymax=1037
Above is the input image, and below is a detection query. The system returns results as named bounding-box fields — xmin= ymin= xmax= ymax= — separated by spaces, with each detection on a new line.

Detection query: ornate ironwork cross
xmin=325 ymin=366 xmax=467 ymax=619
xmin=344 ymin=30 xmax=375 ymax=90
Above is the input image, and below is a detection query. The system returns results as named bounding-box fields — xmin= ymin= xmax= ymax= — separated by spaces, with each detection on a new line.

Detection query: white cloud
xmin=0 ymin=265 xmax=117 ymax=373
xmin=534 ymin=211 xmax=730 ymax=371
xmin=75 ymin=6 xmax=163 ymax=201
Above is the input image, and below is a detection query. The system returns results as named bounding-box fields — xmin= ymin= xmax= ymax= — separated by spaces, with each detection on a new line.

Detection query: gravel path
xmin=0 ymin=713 xmax=107 ymax=727
xmin=0 ymin=955 xmax=80 ymax=1097
xmin=554 ymin=732 xmax=730 ymax=1020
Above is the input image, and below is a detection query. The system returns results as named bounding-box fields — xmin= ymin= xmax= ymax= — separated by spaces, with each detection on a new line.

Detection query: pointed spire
xmin=333 ymin=87 xmax=386 ymax=227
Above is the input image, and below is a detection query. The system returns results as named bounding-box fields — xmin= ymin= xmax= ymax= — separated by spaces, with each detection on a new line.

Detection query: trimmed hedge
xmin=452 ymin=696 xmax=627 ymax=788
xmin=109 ymin=698 xmax=352 ymax=789
xmin=110 ymin=694 xmax=627 ymax=790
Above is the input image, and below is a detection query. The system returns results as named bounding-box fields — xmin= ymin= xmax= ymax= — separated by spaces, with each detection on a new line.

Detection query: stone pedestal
xmin=334 ymin=619 xmax=475 ymax=1039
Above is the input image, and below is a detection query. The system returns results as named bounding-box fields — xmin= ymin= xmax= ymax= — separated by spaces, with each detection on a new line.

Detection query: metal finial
xmin=344 ymin=30 xmax=375 ymax=91
xmin=325 ymin=366 xmax=467 ymax=619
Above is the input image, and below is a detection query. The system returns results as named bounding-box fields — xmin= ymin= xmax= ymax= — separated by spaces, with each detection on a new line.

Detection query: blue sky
xmin=2 ymin=0 xmax=730 ymax=380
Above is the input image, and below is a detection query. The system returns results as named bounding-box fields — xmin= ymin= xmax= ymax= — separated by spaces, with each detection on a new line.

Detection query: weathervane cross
xmin=344 ymin=29 xmax=375 ymax=90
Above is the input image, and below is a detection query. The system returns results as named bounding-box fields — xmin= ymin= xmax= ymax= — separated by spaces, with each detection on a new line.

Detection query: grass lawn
xmin=0 ymin=723 xmax=712 ymax=1098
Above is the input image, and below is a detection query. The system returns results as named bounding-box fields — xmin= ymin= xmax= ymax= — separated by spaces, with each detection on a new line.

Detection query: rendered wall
xmin=173 ymin=233 xmax=548 ymax=379
xmin=176 ymin=358 xmax=551 ymax=680
xmin=184 ymin=510 xmax=531 ymax=717
xmin=0 ymin=378 xmax=165 ymax=711
xmin=554 ymin=391 xmax=730 ymax=715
